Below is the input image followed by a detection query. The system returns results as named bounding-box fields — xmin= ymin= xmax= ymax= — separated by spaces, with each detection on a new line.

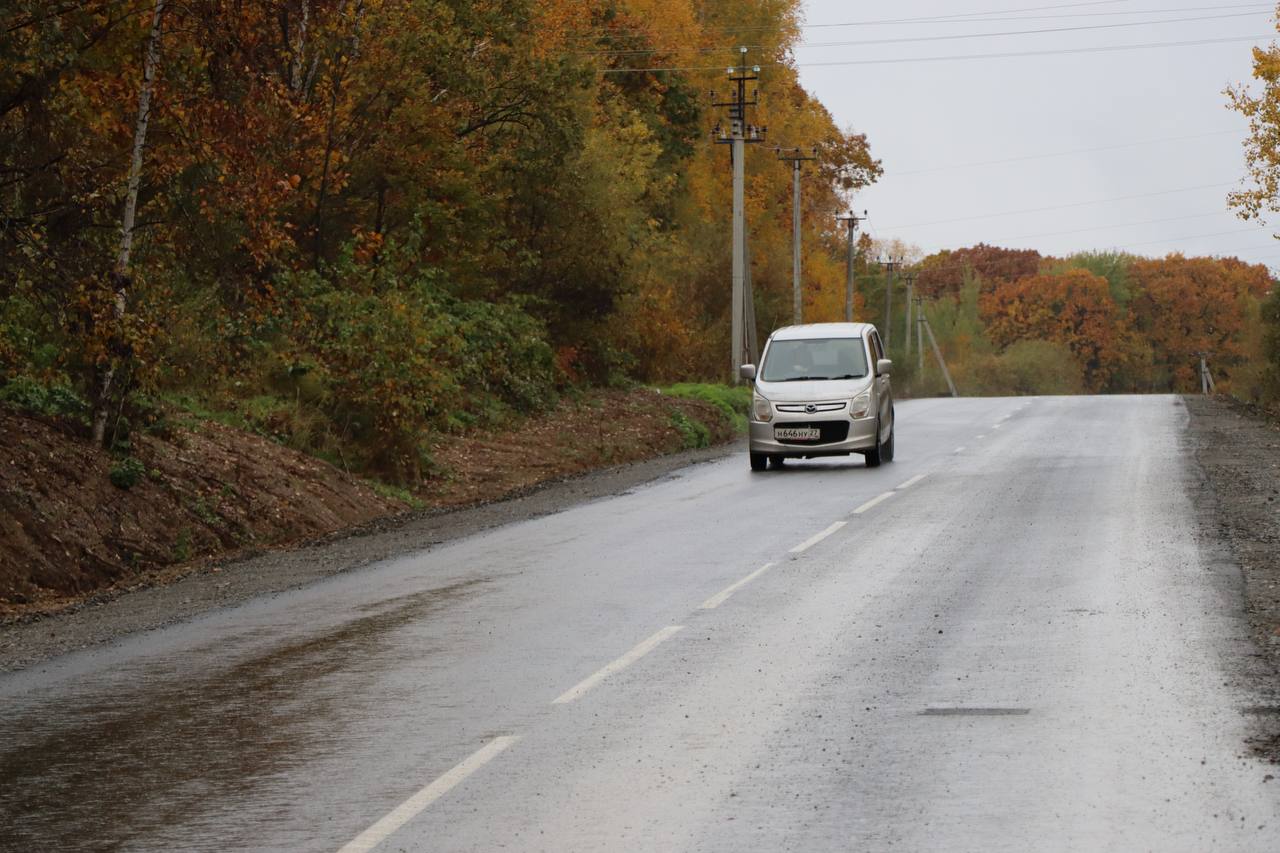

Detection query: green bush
xmin=0 ymin=376 xmax=91 ymax=423
xmin=109 ymin=456 xmax=146 ymax=489
xmin=999 ymin=340 xmax=1086 ymax=395
xmin=663 ymin=383 xmax=751 ymax=432
xmin=1262 ymin=286 xmax=1280 ymax=403
xmin=271 ymin=243 xmax=561 ymax=482
xmin=669 ymin=410 xmax=711 ymax=449
xmin=956 ymin=340 xmax=1084 ymax=396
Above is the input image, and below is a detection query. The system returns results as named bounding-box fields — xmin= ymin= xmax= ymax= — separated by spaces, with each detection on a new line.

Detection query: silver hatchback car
xmin=739 ymin=322 xmax=895 ymax=471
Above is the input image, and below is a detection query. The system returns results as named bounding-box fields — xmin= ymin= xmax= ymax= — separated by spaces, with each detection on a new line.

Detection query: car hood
xmin=754 ymin=377 xmax=872 ymax=402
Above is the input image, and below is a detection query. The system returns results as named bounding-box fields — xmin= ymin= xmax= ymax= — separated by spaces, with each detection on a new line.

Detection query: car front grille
xmin=776 ymin=401 xmax=848 ymax=414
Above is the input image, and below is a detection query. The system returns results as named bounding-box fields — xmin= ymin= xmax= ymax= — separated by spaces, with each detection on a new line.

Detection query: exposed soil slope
xmin=0 ymin=388 xmax=734 ymax=619
xmin=421 ymin=389 xmax=735 ymax=508
xmin=1 ymin=410 xmax=405 ymax=614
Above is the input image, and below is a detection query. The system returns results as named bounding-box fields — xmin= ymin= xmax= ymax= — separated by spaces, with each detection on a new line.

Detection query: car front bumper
xmin=748 ymin=416 xmax=879 ymax=457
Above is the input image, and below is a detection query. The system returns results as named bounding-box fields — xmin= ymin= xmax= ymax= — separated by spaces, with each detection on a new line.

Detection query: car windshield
xmin=760 ymin=337 xmax=868 ymax=382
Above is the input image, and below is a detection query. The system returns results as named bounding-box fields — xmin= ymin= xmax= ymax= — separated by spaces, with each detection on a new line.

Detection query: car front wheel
xmin=750 ymin=452 xmax=768 ymax=472
xmin=864 ymin=419 xmax=883 ymax=468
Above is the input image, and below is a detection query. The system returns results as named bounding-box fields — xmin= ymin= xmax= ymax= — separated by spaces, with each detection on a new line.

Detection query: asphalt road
xmin=2 ymin=395 xmax=1277 ymax=851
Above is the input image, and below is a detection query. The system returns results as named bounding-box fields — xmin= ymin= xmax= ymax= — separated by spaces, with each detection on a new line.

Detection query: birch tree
xmin=92 ymin=0 xmax=165 ymax=445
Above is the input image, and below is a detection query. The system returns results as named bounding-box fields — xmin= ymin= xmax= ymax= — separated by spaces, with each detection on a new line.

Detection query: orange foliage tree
xmin=1127 ymin=255 xmax=1273 ymax=391
xmin=978 ymin=268 xmax=1134 ymax=392
xmin=916 ymin=244 xmax=1042 ymax=298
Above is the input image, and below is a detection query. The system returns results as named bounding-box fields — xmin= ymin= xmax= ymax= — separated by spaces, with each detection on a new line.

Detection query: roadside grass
xmin=669 ymin=410 xmax=712 ymax=449
xmin=367 ymin=478 xmax=426 ymax=510
xmin=661 ymin=383 xmax=750 ymax=433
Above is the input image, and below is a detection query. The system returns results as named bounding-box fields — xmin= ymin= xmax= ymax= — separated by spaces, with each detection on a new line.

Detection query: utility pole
xmin=1199 ymin=352 xmax=1216 ymax=394
xmin=915 ymin=296 xmax=925 ymax=376
xmin=922 ymin=311 xmax=958 ymax=398
xmin=903 ymin=272 xmax=916 ymax=359
xmin=776 ymin=146 xmax=818 ymax=325
xmin=712 ymin=48 xmax=766 ymax=380
xmin=836 ymin=210 xmax=866 ymax=323
xmin=881 ymin=257 xmax=900 ymax=348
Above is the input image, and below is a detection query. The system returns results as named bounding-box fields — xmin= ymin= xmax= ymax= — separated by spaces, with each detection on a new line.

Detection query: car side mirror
xmin=739 ymin=364 xmax=757 ymax=381
xmin=876 ymin=358 xmax=892 ymax=377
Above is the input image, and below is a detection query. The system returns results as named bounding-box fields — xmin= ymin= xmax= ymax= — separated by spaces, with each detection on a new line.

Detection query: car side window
xmin=870 ymin=331 xmax=884 ymax=363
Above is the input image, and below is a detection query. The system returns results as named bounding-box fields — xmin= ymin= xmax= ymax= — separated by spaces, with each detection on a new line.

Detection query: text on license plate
xmin=775 ymin=426 xmax=821 ymax=441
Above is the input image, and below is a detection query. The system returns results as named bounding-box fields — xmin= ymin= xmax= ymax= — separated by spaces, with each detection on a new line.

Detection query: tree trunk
xmin=92 ymin=0 xmax=166 ymax=446
xmin=289 ymin=0 xmax=310 ymax=94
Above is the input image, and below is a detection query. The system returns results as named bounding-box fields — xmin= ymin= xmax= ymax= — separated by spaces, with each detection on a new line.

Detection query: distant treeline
xmin=872 ymin=246 xmax=1279 ymax=401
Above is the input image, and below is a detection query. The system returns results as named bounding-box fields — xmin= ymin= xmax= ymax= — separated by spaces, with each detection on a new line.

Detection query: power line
xmin=890 ymin=129 xmax=1242 ymax=177
xmin=1096 ymin=226 xmax=1265 ymax=248
xmin=887 ymin=182 xmax=1237 ymax=230
xmin=794 ymin=10 xmax=1271 ymax=51
xmin=599 ymin=33 xmax=1277 ymax=74
xmin=574 ymin=9 xmax=1271 ymax=58
xmin=1003 ymin=211 xmax=1237 ymax=241
xmin=800 ymin=3 xmax=1274 ymax=29
xmin=564 ymin=0 xmax=1154 ymax=42
xmin=801 ymin=33 xmax=1278 ymax=69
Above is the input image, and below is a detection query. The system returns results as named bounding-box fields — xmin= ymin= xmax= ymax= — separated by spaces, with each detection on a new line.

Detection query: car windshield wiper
xmin=777 ymin=375 xmax=829 ymax=382
xmin=829 ymin=373 xmax=866 ymax=380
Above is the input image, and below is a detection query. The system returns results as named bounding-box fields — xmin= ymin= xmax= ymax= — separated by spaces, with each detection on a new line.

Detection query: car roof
xmin=768 ymin=322 xmax=875 ymax=341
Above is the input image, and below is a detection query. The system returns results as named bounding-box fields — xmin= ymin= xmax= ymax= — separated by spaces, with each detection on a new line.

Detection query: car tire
xmin=750 ymin=452 xmax=768 ymax=472
xmin=864 ymin=420 xmax=883 ymax=468
xmin=768 ymin=455 xmax=785 ymax=469
xmin=883 ymin=415 xmax=895 ymax=463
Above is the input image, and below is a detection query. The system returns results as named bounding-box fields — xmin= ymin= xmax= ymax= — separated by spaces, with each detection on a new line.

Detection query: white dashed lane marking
xmin=337 ymin=736 xmax=520 ymax=853
xmin=789 ymin=521 xmax=848 ymax=554
xmin=700 ymin=563 xmax=776 ymax=610
xmin=552 ymin=626 xmax=684 ymax=705
xmin=896 ymin=474 xmax=927 ymax=491
xmin=853 ymin=492 xmax=895 ymax=515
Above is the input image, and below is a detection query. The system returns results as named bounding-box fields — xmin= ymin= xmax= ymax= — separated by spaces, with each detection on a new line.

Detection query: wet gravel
xmin=0 ymin=441 xmax=739 ymax=672
xmin=1183 ymin=395 xmax=1280 ymax=760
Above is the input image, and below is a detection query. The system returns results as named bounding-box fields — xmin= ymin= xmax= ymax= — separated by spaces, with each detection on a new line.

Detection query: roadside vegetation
xmin=0 ymin=0 xmax=876 ymax=488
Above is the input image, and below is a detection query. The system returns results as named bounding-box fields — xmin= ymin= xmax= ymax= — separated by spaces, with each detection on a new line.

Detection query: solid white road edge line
xmin=789 ymin=521 xmax=847 ymax=554
xmin=337 ymin=735 xmax=520 ymax=853
xmin=896 ymin=474 xmax=927 ymax=490
xmin=552 ymin=626 xmax=684 ymax=704
xmin=699 ymin=563 xmax=776 ymax=610
xmin=853 ymin=492 xmax=895 ymax=515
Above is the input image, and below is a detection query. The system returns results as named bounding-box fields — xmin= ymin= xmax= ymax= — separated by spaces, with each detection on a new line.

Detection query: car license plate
xmin=775 ymin=426 xmax=821 ymax=441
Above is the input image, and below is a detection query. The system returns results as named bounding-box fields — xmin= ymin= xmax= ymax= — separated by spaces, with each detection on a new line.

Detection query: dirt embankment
xmin=1184 ymin=395 xmax=1280 ymax=760
xmin=0 ymin=388 xmax=735 ymax=621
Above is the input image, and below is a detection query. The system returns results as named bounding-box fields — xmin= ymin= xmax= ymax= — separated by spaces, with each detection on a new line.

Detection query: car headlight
xmin=849 ymin=390 xmax=872 ymax=419
xmin=753 ymin=392 xmax=773 ymax=422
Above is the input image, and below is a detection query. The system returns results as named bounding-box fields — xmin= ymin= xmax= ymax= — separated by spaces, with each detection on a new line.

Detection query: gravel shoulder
xmin=0 ymin=439 xmax=740 ymax=672
xmin=1183 ymin=395 xmax=1280 ymax=761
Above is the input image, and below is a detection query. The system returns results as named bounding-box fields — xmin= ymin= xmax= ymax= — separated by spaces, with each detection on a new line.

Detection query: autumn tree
xmin=915 ymin=244 xmax=1042 ymax=298
xmin=1127 ymin=255 xmax=1272 ymax=392
xmin=1227 ymin=18 xmax=1280 ymax=225
xmin=978 ymin=268 xmax=1134 ymax=392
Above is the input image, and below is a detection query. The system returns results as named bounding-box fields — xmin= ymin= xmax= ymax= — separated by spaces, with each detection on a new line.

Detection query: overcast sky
xmin=795 ymin=0 xmax=1280 ymax=268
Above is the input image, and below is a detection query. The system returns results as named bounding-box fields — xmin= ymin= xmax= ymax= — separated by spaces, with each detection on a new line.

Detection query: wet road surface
xmin=2 ymin=395 xmax=1277 ymax=851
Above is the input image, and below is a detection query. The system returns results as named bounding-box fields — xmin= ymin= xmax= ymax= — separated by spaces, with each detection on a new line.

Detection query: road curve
xmin=1 ymin=395 xmax=1276 ymax=851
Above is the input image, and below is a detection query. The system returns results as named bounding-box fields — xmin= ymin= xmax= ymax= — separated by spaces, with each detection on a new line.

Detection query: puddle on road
xmin=0 ymin=578 xmax=488 ymax=850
